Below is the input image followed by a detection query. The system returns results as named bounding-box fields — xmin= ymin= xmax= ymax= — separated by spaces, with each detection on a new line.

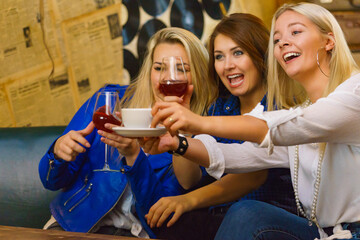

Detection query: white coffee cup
xmin=121 ymin=108 xmax=152 ymax=128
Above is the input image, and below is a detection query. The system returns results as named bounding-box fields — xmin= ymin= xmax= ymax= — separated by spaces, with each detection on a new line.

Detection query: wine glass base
xmin=103 ymin=163 xmax=111 ymax=170
xmin=93 ymin=164 xmax=121 ymax=172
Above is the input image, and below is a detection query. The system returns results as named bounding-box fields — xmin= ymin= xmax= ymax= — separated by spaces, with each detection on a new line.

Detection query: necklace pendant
xmin=308 ymin=221 xmax=313 ymax=226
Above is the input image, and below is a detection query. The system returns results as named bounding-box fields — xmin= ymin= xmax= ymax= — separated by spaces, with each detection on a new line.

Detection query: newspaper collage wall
xmin=0 ymin=0 xmax=277 ymax=127
xmin=0 ymin=0 xmax=124 ymax=127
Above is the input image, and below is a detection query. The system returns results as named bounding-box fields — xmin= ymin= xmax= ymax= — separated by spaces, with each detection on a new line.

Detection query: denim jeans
xmin=215 ymin=200 xmax=320 ymax=240
xmin=215 ymin=200 xmax=360 ymax=240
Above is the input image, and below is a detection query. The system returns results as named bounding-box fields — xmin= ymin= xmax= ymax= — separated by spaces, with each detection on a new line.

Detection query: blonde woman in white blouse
xmin=142 ymin=3 xmax=360 ymax=240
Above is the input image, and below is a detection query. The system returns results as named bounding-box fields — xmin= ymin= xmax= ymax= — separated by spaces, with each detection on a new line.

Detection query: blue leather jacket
xmin=38 ymin=85 xmax=184 ymax=238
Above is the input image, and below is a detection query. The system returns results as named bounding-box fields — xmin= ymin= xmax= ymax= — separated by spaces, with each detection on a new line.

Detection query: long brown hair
xmin=207 ymin=13 xmax=269 ymax=98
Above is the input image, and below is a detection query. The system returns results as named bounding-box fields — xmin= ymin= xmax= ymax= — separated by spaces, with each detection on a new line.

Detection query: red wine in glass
xmin=159 ymin=80 xmax=187 ymax=97
xmin=159 ymin=56 xmax=189 ymax=97
xmin=92 ymin=105 xmax=121 ymax=133
xmin=92 ymin=91 xmax=120 ymax=171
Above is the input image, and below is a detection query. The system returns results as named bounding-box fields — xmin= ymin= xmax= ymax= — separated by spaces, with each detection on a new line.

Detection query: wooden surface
xmin=0 ymin=225 xmax=152 ymax=240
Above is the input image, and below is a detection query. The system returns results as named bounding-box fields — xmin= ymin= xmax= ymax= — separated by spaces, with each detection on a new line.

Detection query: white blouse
xmin=196 ymin=72 xmax=360 ymax=228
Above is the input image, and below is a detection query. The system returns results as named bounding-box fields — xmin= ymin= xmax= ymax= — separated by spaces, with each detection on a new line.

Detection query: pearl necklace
xmin=293 ymin=100 xmax=324 ymax=228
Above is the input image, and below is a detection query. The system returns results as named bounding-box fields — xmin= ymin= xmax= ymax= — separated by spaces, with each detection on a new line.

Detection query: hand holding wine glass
xmin=159 ymin=56 xmax=189 ymax=98
xmin=92 ymin=91 xmax=121 ymax=171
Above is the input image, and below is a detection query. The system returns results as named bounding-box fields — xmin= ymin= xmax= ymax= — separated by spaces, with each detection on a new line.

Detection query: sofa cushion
xmin=0 ymin=126 xmax=65 ymax=228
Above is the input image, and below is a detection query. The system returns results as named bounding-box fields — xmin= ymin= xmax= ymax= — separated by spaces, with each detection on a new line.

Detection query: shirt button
xmin=225 ymin=106 xmax=230 ymax=110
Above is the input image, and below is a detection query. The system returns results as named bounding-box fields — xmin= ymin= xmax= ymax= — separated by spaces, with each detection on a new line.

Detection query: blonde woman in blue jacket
xmin=38 ymin=27 xmax=216 ymax=238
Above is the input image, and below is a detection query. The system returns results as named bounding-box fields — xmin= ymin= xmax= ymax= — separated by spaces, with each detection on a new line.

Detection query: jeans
xmin=215 ymin=200 xmax=320 ymax=240
xmin=215 ymin=200 xmax=360 ymax=240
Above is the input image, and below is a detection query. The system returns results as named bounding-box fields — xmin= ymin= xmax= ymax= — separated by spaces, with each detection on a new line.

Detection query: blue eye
xmin=234 ymin=50 xmax=243 ymax=56
xmin=292 ymin=30 xmax=301 ymax=35
xmin=215 ymin=54 xmax=223 ymax=60
xmin=273 ymin=39 xmax=280 ymax=45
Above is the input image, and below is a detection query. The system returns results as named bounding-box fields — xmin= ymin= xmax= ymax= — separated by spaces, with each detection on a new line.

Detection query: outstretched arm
xmin=140 ymin=134 xmax=212 ymax=168
xmin=151 ymin=101 xmax=268 ymax=144
xmin=172 ymin=155 xmax=202 ymax=190
xmin=140 ymin=135 xmax=289 ymax=179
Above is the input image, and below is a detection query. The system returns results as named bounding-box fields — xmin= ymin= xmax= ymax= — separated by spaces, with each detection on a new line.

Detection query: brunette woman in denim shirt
xmin=143 ymin=14 xmax=296 ymax=240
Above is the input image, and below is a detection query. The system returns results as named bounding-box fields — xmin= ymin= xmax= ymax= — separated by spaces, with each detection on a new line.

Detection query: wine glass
xmin=159 ymin=56 xmax=189 ymax=97
xmin=92 ymin=91 xmax=121 ymax=171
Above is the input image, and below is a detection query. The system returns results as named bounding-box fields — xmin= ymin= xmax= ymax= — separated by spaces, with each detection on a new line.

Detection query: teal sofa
xmin=0 ymin=126 xmax=65 ymax=228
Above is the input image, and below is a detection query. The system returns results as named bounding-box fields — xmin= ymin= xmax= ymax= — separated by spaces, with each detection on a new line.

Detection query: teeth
xmin=228 ymin=74 xmax=242 ymax=79
xmin=228 ymin=74 xmax=244 ymax=87
xmin=283 ymin=52 xmax=300 ymax=62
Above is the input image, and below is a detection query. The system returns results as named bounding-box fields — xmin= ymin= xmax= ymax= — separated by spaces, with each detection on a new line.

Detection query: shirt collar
xmin=222 ymin=95 xmax=240 ymax=114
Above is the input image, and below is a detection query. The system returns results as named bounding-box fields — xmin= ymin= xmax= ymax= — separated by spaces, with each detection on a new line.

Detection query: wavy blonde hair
xmin=121 ymin=27 xmax=217 ymax=115
xmin=267 ymin=2 xmax=359 ymax=110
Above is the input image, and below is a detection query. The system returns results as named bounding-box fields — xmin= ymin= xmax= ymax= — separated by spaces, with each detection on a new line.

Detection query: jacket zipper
xmin=68 ymin=183 xmax=93 ymax=212
xmin=88 ymin=183 xmax=127 ymax=233
xmin=46 ymin=159 xmax=54 ymax=181
xmin=64 ymin=175 xmax=89 ymax=206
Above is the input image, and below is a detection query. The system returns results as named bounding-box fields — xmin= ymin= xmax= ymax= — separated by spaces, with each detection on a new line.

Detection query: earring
xmin=316 ymin=48 xmax=330 ymax=78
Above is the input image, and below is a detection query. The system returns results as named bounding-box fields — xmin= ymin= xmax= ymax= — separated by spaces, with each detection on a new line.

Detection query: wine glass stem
xmin=104 ymin=143 xmax=110 ymax=169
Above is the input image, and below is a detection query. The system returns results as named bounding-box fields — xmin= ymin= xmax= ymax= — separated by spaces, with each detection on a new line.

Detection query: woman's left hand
xmin=98 ymin=123 xmax=140 ymax=165
xmin=145 ymin=194 xmax=194 ymax=228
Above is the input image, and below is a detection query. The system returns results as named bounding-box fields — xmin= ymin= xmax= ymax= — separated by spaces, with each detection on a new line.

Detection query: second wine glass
xmin=159 ymin=56 xmax=189 ymax=97
xmin=92 ymin=91 xmax=121 ymax=171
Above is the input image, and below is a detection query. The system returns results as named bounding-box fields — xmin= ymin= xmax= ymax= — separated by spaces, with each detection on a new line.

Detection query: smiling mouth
xmin=227 ymin=74 xmax=244 ymax=87
xmin=283 ymin=52 xmax=301 ymax=62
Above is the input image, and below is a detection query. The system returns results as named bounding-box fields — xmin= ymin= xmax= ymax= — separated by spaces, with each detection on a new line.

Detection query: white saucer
xmin=112 ymin=126 xmax=167 ymax=137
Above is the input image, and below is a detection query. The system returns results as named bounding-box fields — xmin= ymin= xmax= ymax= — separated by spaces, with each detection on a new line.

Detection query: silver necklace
xmin=293 ymin=100 xmax=324 ymax=228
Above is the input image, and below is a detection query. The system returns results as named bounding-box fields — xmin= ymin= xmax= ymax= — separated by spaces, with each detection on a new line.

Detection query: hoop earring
xmin=316 ymin=48 xmax=330 ymax=78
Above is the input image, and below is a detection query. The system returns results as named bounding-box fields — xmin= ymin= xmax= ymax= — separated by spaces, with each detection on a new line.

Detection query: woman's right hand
xmin=151 ymin=101 xmax=203 ymax=136
xmin=138 ymin=132 xmax=179 ymax=155
xmin=53 ymin=122 xmax=94 ymax=161
xmin=145 ymin=194 xmax=195 ymax=228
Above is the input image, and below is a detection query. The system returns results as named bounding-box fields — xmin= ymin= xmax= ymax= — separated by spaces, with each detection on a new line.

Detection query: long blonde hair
xmin=267 ymin=2 xmax=359 ymax=110
xmin=121 ymin=27 xmax=217 ymax=115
